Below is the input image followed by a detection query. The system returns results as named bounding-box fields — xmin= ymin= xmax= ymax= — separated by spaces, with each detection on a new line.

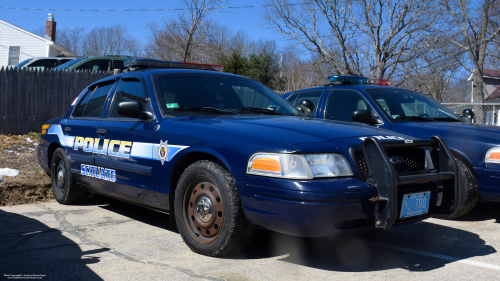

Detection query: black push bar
xmin=362 ymin=136 xmax=460 ymax=230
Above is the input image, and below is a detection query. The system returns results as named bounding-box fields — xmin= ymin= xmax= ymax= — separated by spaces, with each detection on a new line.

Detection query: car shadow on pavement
xmin=455 ymin=200 xmax=500 ymax=223
xmin=83 ymin=194 xmax=172 ymax=231
xmin=0 ymin=208 xmax=108 ymax=280
xmin=228 ymin=222 xmax=496 ymax=272
xmin=79 ymin=194 xmax=497 ymax=273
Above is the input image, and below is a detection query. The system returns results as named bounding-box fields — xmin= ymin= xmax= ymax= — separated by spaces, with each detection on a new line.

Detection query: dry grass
xmin=0 ymin=133 xmax=53 ymax=206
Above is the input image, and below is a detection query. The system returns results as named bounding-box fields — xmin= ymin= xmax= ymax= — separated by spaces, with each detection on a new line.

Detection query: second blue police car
xmin=38 ymin=61 xmax=468 ymax=256
xmin=283 ymin=75 xmax=500 ymax=214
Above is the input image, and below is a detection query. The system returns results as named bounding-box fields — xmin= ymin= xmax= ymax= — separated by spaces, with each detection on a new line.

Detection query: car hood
xmin=391 ymin=121 xmax=500 ymax=143
xmin=180 ymin=115 xmax=411 ymax=145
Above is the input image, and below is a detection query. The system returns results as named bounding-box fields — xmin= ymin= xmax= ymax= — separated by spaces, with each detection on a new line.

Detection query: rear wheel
xmin=50 ymin=148 xmax=86 ymax=204
xmin=174 ymin=160 xmax=253 ymax=256
xmin=442 ymin=158 xmax=479 ymax=219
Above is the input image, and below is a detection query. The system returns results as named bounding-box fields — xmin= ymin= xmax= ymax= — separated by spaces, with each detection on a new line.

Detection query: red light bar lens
xmin=367 ymin=78 xmax=391 ymax=86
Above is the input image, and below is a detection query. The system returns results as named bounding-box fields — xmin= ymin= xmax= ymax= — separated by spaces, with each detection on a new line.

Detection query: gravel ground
xmin=0 ymin=196 xmax=499 ymax=281
xmin=0 ymin=133 xmax=53 ymax=206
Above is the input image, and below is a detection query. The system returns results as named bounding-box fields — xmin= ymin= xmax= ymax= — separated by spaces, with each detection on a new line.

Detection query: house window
xmin=8 ymin=46 xmax=20 ymax=66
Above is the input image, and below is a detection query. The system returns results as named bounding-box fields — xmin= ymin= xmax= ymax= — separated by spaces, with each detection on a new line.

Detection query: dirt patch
xmin=0 ymin=133 xmax=53 ymax=206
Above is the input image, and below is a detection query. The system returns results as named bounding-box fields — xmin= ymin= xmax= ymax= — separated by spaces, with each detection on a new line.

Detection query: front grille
xmin=354 ymin=147 xmax=426 ymax=176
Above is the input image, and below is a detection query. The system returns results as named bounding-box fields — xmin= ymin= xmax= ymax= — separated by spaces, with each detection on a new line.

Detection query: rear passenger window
xmin=82 ymin=83 xmax=114 ymax=117
xmin=109 ymin=79 xmax=148 ymax=118
xmin=72 ymin=90 xmax=93 ymax=117
xmin=77 ymin=60 xmax=110 ymax=71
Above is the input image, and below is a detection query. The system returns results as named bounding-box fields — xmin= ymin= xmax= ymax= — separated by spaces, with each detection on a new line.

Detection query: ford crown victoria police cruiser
xmin=284 ymin=75 xmax=497 ymax=216
xmin=38 ymin=60 xmax=467 ymax=256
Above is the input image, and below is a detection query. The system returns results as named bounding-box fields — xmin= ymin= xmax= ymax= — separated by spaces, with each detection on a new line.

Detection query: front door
xmin=95 ymin=76 xmax=157 ymax=202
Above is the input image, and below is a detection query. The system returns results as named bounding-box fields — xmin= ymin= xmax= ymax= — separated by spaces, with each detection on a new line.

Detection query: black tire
xmin=50 ymin=148 xmax=86 ymax=205
xmin=443 ymin=158 xmax=479 ymax=219
xmin=174 ymin=160 xmax=254 ymax=256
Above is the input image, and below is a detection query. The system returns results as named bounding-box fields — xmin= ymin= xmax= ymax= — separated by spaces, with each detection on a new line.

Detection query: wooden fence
xmin=0 ymin=67 xmax=113 ymax=135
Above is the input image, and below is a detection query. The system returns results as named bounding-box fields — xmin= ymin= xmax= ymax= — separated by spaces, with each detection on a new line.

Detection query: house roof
xmin=485 ymin=86 xmax=500 ymax=101
xmin=468 ymin=69 xmax=500 ymax=81
xmin=0 ymin=18 xmax=76 ymax=56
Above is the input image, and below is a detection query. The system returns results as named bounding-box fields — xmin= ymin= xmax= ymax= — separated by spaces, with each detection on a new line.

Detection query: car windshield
xmin=365 ymin=88 xmax=462 ymax=123
xmin=16 ymin=59 xmax=33 ymax=67
xmin=153 ymin=73 xmax=301 ymax=117
xmin=56 ymin=57 xmax=87 ymax=69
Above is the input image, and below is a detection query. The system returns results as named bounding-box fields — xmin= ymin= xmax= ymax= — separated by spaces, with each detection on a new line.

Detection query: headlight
xmin=485 ymin=147 xmax=500 ymax=164
xmin=247 ymin=153 xmax=353 ymax=179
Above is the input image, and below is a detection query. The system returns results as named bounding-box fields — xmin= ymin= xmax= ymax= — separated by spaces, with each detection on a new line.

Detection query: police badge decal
xmin=157 ymin=140 xmax=170 ymax=165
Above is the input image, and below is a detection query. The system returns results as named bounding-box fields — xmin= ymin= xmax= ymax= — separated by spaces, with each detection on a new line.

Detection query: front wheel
xmin=442 ymin=158 xmax=479 ymax=219
xmin=174 ymin=160 xmax=254 ymax=256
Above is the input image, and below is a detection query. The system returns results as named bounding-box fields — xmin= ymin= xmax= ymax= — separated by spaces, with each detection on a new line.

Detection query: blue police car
xmin=282 ymin=75 xmax=500 ymax=211
xmin=37 ymin=61 xmax=467 ymax=256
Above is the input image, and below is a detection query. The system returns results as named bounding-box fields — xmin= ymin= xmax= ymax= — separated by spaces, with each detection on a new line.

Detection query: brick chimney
xmin=45 ymin=14 xmax=56 ymax=42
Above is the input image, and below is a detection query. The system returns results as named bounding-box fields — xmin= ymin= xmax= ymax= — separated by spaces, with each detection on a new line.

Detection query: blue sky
xmin=0 ymin=0 xmax=291 ymax=51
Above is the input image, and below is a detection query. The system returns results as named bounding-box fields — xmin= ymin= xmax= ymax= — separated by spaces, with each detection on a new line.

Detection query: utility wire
xmin=0 ymin=3 xmax=310 ymax=12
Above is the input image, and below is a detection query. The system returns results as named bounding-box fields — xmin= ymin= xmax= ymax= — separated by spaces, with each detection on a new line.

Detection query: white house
xmin=0 ymin=14 xmax=76 ymax=67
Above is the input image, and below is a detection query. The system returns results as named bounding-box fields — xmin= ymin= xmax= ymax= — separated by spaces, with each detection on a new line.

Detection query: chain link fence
xmin=442 ymin=103 xmax=500 ymax=125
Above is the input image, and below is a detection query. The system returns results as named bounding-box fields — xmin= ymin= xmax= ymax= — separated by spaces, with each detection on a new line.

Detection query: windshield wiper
xmin=236 ymin=107 xmax=286 ymax=115
xmin=394 ymin=116 xmax=433 ymax=121
xmin=432 ymin=117 xmax=462 ymax=122
xmin=173 ymin=107 xmax=236 ymax=115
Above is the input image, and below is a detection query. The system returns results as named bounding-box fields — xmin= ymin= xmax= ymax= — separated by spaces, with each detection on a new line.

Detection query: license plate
xmin=400 ymin=192 xmax=430 ymax=218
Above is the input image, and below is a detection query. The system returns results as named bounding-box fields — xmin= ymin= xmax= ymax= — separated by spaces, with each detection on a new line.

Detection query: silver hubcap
xmin=57 ymin=170 xmax=64 ymax=185
xmin=196 ymin=196 xmax=213 ymax=223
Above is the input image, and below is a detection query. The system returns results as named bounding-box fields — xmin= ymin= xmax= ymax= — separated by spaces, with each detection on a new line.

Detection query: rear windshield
xmin=16 ymin=59 xmax=33 ymax=67
xmin=153 ymin=73 xmax=300 ymax=117
xmin=56 ymin=57 xmax=87 ymax=69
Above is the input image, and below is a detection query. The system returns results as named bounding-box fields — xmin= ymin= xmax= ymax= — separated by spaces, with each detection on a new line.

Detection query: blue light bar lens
xmin=124 ymin=59 xmax=182 ymax=68
xmin=327 ymin=75 xmax=368 ymax=84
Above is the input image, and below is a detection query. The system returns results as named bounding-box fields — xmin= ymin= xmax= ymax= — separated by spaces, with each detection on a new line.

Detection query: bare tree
xmin=439 ymin=0 xmax=500 ymax=103
xmin=175 ymin=0 xmax=227 ymax=62
xmin=262 ymin=0 xmax=437 ymax=79
xmin=81 ymin=24 xmax=138 ymax=56
xmin=32 ymin=26 xmax=46 ymax=37
xmin=58 ymin=27 xmax=86 ymax=55
xmin=401 ymin=36 xmax=462 ymax=102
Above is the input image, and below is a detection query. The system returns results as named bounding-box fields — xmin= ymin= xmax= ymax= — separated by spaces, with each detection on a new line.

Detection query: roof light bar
xmin=183 ymin=62 xmax=224 ymax=72
xmin=328 ymin=75 xmax=368 ymax=84
xmin=124 ymin=58 xmax=224 ymax=72
xmin=326 ymin=75 xmax=391 ymax=86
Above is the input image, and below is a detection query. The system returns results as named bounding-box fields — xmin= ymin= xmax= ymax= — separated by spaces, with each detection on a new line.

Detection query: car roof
xmin=284 ymin=84 xmax=404 ymax=97
xmin=29 ymin=57 xmax=80 ymax=60
xmin=90 ymin=68 xmax=251 ymax=86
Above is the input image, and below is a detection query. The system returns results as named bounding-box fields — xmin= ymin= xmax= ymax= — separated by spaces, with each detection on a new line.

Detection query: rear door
xmin=65 ymin=81 xmax=115 ymax=187
xmin=95 ymin=76 xmax=158 ymax=202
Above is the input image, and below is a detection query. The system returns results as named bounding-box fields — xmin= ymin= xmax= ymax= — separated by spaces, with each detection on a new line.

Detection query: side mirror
xmin=299 ymin=100 xmax=314 ymax=115
xmin=462 ymin=109 xmax=474 ymax=121
xmin=117 ymin=100 xmax=153 ymax=120
xmin=352 ymin=110 xmax=377 ymax=125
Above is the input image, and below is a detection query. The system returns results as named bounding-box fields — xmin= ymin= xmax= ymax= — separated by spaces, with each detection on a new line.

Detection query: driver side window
xmin=325 ymin=90 xmax=373 ymax=122
xmin=109 ymin=78 xmax=149 ymax=118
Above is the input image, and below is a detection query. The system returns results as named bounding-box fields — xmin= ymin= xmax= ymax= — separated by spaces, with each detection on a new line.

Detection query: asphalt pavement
xmin=1 ymin=196 xmax=499 ymax=280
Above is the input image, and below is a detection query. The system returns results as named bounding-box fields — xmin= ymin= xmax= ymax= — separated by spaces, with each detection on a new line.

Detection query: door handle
xmin=64 ymin=127 xmax=71 ymax=133
xmin=96 ymin=129 xmax=107 ymax=135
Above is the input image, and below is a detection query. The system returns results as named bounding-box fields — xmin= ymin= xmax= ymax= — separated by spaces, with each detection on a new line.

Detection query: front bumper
xmin=475 ymin=164 xmax=500 ymax=201
xmin=237 ymin=176 xmax=445 ymax=237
